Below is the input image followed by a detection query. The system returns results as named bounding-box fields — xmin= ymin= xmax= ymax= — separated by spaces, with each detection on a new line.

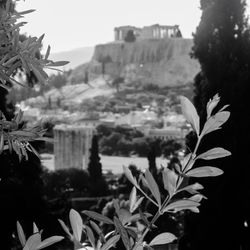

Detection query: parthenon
xmin=114 ymin=24 xmax=181 ymax=41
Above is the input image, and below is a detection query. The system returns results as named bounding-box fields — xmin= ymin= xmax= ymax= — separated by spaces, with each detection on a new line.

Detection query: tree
xmin=124 ymin=30 xmax=136 ymax=42
xmin=175 ymin=28 xmax=182 ymax=38
xmin=97 ymin=55 xmax=112 ymax=76
xmin=87 ymin=135 xmax=109 ymax=197
xmin=147 ymin=143 xmax=157 ymax=178
xmin=88 ymin=135 xmax=102 ymax=180
xmin=84 ymin=70 xmax=89 ymax=84
xmin=182 ymin=1 xmax=250 ymax=249
xmin=161 ymin=139 xmax=182 ymax=159
xmin=112 ymin=76 xmax=124 ymax=92
xmin=0 ymin=0 xmax=68 ymax=159
xmin=48 ymin=72 xmax=67 ymax=89
xmin=0 ymin=2 xmax=67 ymax=249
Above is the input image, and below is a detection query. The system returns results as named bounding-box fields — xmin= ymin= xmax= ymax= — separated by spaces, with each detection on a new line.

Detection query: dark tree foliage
xmin=147 ymin=143 xmax=157 ymax=177
xmin=88 ymin=135 xmax=103 ymax=179
xmin=84 ymin=71 xmax=89 ymax=84
xmin=0 ymin=87 xmax=15 ymax=120
xmin=112 ymin=76 xmax=124 ymax=92
xmin=0 ymin=3 xmax=64 ymax=248
xmin=124 ymin=30 xmax=136 ymax=42
xmin=176 ymin=28 xmax=182 ymax=38
xmin=0 ymin=151 xmax=64 ymax=250
xmin=97 ymin=55 xmax=112 ymax=76
xmin=182 ymin=1 xmax=250 ymax=249
xmin=192 ymin=0 xmax=250 ymax=116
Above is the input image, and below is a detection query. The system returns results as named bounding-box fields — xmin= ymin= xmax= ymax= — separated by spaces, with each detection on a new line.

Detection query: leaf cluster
xmin=0 ymin=1 xmax=68 ymax=89
xmin=16 ymin=221 xmax=64 ymax=250
xmin=0 ymin=0 xmax=68 ymax=160
xmin=0 ymin=109 xmax=53 ymax=160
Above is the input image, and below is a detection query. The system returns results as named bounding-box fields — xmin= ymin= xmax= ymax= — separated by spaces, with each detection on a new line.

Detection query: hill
xmin=23 ymin=39 xmax=199 ymax=110
xmin=68 ymin=38 xmax=200 ymax=87
xmin=49 ymin=46 xmax=94 ymax=70
xmin=24 ymin=77 xmax=114 ymax=108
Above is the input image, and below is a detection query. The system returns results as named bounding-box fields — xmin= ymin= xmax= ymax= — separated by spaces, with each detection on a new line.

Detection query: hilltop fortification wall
xmin=70 ymin=38 xmax=200 ymax=87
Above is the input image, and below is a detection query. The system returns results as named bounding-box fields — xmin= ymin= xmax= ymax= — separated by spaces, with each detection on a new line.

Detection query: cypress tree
xmin=182 ymin=1 xmax=250 ymax=249
xmin=88 ymin=135 xmax=103 ymax=180
xmin=147 ymin=144 xmax=157 ymax=178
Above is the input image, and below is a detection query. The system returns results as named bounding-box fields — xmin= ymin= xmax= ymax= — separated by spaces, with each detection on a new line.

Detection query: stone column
xmin=164 ymin=28 xmax=169 ymax=38
xmin=153 ymin=28 xmax=156 ymax=38
xmin=54 ymin=124 xmax=94 ymax=170
xmin=119 ymin=30 xmax=123 ymax=41
xmin=115 ymin=29 xmax=119 ymax=41
xmin=173 ymin=26 xmax=178 ymax=37
xmin=84 ymin=127 xmax=94 ymax=169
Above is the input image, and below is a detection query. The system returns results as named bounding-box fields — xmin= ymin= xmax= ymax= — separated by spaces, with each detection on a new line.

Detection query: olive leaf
xmin=101 ymin=235 xmax=120 ymax=250
xmin=196 ymin=147 xmax=231 ymax=160
xmin=90 ymin=221 xmax=103 ymax=238
xmin=149 ymin=232 xmax=177 ymax=246
xmin=164 ymin=199 xmax=200 ymax=212
xmin=186 ymin=166 xmax=223 ymax=177
xmin=145 ymin=169 xmax=161 ymax=206
xmin=36 ymin=236 xmax=64 ymax=250
xmin=82 ymin=210 xmax=114 ymax=225
xmin=177 ymin=183 xmax=204 ymax=195
xmin=201 ymin=111 xmax=230 ymax=137
xmin=129 ymin=187 xmax=144 ymax=213
xmin=17 ymin=221 xmax=63 ymax=250
xmin=180 ymin=96 xmax=200 ymax=135
xmin=181 ymin=153 xmax=192 ymax=171
xmin=129 ymin=187 xmax=137 ymax=213
xmin=130 ymin=197 xmax=144 ymax=214
xmin=17 ymin=221 xmax=26 ymax=247
xmin=58 ymin=219 xmax=73 ymax=239
xmin=69 ymin=209 xmax=83 ymax=242
xmin=114 ymin=217 xmax=131 ymax=250
xmin=118 ymin=208 xmax=132 ymax=225
xmin=123 ymin=166 xmax=138 ymax=187
xmin=162 ymin=168 xmax=178 ymax=197
xmin=206 ymin=94 xmax=220 ymax=119
xmin=85 ymin=225 xmax=96 ymax=249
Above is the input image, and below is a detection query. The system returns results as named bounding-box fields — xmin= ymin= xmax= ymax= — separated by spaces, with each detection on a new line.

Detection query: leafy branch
xmin=57 ymin=94 xmax=231 ymax=250
xmin=16 ymin=221 xmax=64 ymax=250
xmin=0 ymin=0 xmax=69 ymax=160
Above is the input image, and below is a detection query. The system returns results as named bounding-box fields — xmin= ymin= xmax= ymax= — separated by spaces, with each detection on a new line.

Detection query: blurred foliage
xmin=97 ymin=124 xmax=182 ymax=158
xmin=42 ymin=168 xmax=89 ymax=199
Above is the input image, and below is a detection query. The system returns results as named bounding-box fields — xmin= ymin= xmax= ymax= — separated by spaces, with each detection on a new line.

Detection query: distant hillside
xmin=69 ymin=38 xmax=200 ymax=87
xmin=25 ymin=77 xmax=114 ymax=108
xmin=50 ymin=47 xmax=94 ymax=70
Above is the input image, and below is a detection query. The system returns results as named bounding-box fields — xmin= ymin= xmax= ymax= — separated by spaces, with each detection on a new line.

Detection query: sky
xmin=16 ymin=0 xmax=250 ymax=53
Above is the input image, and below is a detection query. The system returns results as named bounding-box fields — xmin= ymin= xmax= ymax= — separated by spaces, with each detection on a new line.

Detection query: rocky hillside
xmin=69 ymin=38 xmax=200 ymax=87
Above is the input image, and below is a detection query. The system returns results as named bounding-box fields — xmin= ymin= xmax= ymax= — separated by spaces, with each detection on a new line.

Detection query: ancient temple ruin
xmin=114 ymin=24 xmax=181 ymax=41
xmin=53 ymin=124 xmax=94 ymax=170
